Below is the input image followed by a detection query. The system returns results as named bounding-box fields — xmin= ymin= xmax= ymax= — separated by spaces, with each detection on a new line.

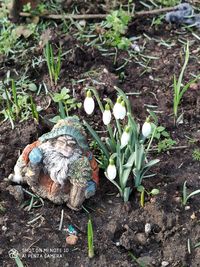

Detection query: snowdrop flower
xmin=142 ymin=118 xmax=152 ymax=138
xmin=84 ymin=90 xmax=95 ymax=115
xmin=107 ymin=158 xmax=117 ymax=181
xmin=119 ymin=101 xmax=126 ymax=120
xmin=103 ymin=104 xmax=112 ymax=125
xmin=121 ymin=126 xmax=130 ymax=149
xmin=113 ymin=97 xmax=122 ymax=119
xmin=113 ymin=97 xmax=126 ymax=120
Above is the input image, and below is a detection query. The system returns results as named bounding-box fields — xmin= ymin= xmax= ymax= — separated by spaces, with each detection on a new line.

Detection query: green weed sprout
xmin=87 ymin=217 xmax=94 ymax=259
xmin=187 ymin=238 xmax=200 ymax=255
xmin=137 ymin=185 xmax=159 ymax=207
xmin=1 ymin=79 xmax=39 ymax=128
xmin=129 ymin=251 xmax=146 ymax=267
xmin=157 ymin=138 xmax=177 ymax=153
xmin=30 ymin=96 xmax=39 ymax=122
xmin=182 ymin=181 xmax=200 ymax=205
xmin=192 ymin=149 xmax=200 ymax=161
xmin=21 ymin=188 xmax=44 ymax=211
xmin=44 ymin=42 xmax=61 ymax=87
xmin=14 ymin=255 xmax=24 ymax=267
xmin=0 ymin=17 xmax=18 ymax=56
xmin=50 ymin=87 xmax=82 ymax=123
xmin=84 ymin=86 xmax=159 ymax=202
xmin=52 ymin=87 xmax=82 ymax=117
xmin=173 ymin=41 xmax=198 ymax=124
xmin=104 ymin=9 xmax=131 ymax=50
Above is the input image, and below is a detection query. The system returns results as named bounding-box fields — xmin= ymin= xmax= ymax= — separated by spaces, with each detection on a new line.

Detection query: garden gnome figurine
xmin=9 ymin=117 xmax=99 ymax=210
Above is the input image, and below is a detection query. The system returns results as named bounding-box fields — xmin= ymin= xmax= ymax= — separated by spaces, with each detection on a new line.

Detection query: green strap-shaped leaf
xmin=144 ymin=159 xmax=160 ymax=169
xmin=83 ymin=120 xmax=110 ymax=159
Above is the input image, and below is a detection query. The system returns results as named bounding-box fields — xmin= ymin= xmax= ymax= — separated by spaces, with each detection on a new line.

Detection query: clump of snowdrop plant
xmin=83 ymin=86 xmax=159 ymax=202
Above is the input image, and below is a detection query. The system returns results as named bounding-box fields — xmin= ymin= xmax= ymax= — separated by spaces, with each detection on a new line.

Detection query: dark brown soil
xmin=1 ymin=1 xmax=200 ymax=267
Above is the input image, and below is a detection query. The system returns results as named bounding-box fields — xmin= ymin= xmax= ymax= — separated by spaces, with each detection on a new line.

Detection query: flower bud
xmin=121 ymin=126 xmax=130 ymax=148
xmin=119 ymin=101 xmax=126 ymax=120
xmin=142 ymin=118 xmax=152 ymax=137
xmin=84 ymin=90 xmax=95 ymax=115
xmin=113 ymin=97 xmax=126 ymax=120
xmin=107 ymin=158 xmax=117 ymax=180
xmin=103 ymin=104 xmax=111 ymax=125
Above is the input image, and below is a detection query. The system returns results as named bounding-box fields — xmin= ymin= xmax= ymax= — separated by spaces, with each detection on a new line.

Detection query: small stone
xmin=66 ymin=235 xmax=78 ymax=245
xmin=131 ymin=43 xmax=140 ymax=52
xmin=192 ymin=49 xmax=200 ymax=54
xmin=185 ymin=206 xmax=190 ymax=211
xmin=108 ymin=200 xmax=112 ymax=204
xmin=161 ymin=261 xmax=169 ymax=267
xmin=190 ymin=83 xmax=198 ymax=90
xmin=7 ymin=185 xmax=24 ymax=202
xmin=115 ymin=241 xmax=120 ymax=246
xmin=135 ymin=233 xmax=147 ymax=245
xmin=174 ymin=196 xmax=181 ymax=203
xmin=103 ymin=68 xmax=109 ymax=74
xmin=106 ymin=221 xmax=117 ymax=239
xmin=2 ymin=225 xmax=7 ymax=231
xmin=191 ymin=212 xmax=196 ymax=220
xmin=79 ymin=20 xmax=86 ymax=27
xmin=150 ymin=197 xmax=156 ymax=203
xmin=145 ymin=223 xmax=151 ymax=235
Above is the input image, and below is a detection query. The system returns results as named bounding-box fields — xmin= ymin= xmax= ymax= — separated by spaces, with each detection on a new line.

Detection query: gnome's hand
xmin=28 ymin=147 xmax=43 ymax=164
xmin=67 ymin=182 xmax=87 ymax=211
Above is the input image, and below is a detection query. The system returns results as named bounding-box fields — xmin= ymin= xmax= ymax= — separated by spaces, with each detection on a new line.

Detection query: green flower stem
xmin=116 ymin=119 xmax=122 ymax=138
xmin=107 ymin=127 xmax=116 ymax=151
xmin=146 ymin=126 xmax=156 ymax=154
xmin=88 ymin=86 xmax=116 ymax=149
xmin=120 ymin=153 xmax=125 ymax=190
xmin=140 ymin=189 xmax=145 ymax=207
xmin=88 ymin=87 xmax=104 ymax=113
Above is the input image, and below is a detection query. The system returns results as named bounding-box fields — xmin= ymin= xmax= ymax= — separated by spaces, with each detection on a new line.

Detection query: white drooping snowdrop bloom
xmin=84 ymin=90 xmax=95 ymax=115
xmin=113 ymin=97 xmax=126 ymax=120
xmin=119 ymin=100 xmax=126 ymax=120
xmin=106 ymin=158 xmax=117 ymax=181
xmin=142 ymin=118 xmax=152 ymax=138
xmin=103 ymin=104 xmax=112 ymax=125
xmin=113 ymin=97 xmax=122 ymax=119
xmin=121 ymin=126 xmax=130 ymax=149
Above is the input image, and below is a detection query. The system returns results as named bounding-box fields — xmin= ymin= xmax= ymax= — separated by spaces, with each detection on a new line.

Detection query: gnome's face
xmin=52 ymin=136 xmax=75 ymax=157
xmin=39 ymin=136 xmax=80 ymax=186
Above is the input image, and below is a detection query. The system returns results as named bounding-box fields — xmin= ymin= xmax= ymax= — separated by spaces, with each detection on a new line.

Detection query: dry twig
xmin=19 ymin=7 xmax=175 ymax=21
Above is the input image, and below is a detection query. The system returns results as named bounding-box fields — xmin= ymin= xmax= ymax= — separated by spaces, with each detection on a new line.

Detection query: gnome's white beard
xmin=39 ymin=141 xmax=81 ymax=186
xmin=40 ymin=143 xmax=71 ymax=186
